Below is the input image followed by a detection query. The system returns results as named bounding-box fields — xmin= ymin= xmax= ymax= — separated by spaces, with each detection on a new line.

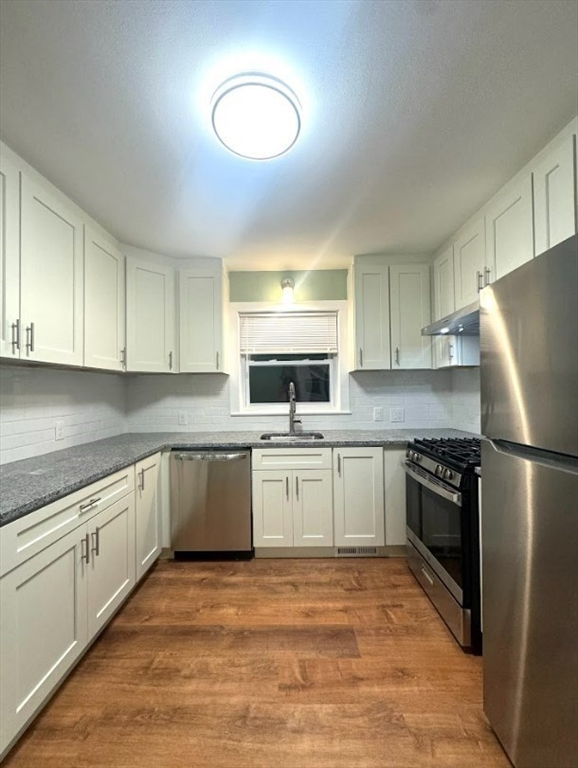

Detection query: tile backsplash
xmin=125 ymin=370 xmax=454 ymax=433
xmin=0 ymin=363 xmax=481 ymax=464
xmin=0 ymin=365 xmax=127 ymax=464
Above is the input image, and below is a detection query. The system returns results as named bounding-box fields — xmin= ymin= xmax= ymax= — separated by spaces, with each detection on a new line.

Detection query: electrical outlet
xmin=178 ymin=411 xmax=188 ymax=426
xmin=373 ymin=407 xmax=383 ymax=422
xmin=390 ymin=408 xmax=405 ymax=423
xmin=55 ymin=420 xmax=65 ymax=441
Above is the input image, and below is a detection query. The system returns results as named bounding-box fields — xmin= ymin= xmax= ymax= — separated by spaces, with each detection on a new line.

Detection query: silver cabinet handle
xmin=138 ymin=468 xmax=145 ymax=491
xmin=476 ymin=271 xmax=483 ymax=292
xmin=359 ymin=348 xmax=363 ymax=367
xmin=216 ymin=351 xmax=220 ymax=370
xmin=337 ymin=454 xmax=341 ymax=476
xmin=11 ymin=319 xmax=20 ymax=353
xmin=120 ymin=347 xmax=126 ymax=367
xmin=81 ymin=533 xmax=90 ymax=564
xmin=79 ymin=497 xmax=101 ymax=513
xmin=91 ymin=527 xmax=100 ymax=557
xmin=168 ymin=351 xmax=173 ymax=370
xmin=484 ymin=266 xmax=491 ymax=286
xmin=25 ymin=322 xmax=35 ymax=354
xmin=421 ymin=566 xmax=434 ymax=586
xmin=448 ymin=342 xmax=454 ymax=361
xmin=295 ymin=476 xmax=299 ymax=500
xmin=286 ymin=476 xmax=289 ymax=499
xmin=395 ymin=347 xmax=400 ymax=366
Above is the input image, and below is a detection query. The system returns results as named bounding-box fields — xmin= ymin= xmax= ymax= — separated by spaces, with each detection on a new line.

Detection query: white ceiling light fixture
xmin=211 ymin=74 xmax=301 ymax=160
xmin=281 ymin=277 xmax=295 ymax=304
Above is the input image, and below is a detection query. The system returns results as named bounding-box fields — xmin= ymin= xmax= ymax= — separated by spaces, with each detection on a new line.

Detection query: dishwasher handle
xmin=173 ymin=452 xmax=247 ymax=462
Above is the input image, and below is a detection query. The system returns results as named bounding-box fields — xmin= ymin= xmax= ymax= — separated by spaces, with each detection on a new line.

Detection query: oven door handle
xmin=401 ymin=460 xmax=462 ymax=507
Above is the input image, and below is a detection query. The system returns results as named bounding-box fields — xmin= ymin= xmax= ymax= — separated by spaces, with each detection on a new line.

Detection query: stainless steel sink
xmin=260 ymin=432 xmax=324 ymax=441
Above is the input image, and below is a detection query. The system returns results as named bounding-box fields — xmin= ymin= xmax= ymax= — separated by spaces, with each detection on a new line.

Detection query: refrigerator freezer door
xmin=480 ymin=234 xmax=578 ymax=456
xmin=482 ymin=440 xmax=578 ymax=768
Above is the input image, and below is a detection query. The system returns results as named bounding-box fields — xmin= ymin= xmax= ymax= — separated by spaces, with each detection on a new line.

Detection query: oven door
xmin=403 ymin=460 xmax=464 ymax=604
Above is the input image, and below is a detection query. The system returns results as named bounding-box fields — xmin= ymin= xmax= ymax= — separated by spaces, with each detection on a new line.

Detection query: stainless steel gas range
xmin=402 ymin=437 xmax=482 ymax=654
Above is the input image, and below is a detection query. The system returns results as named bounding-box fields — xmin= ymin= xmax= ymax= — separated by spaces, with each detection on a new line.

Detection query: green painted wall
xmin=229 ymin=270 xmax=348 ymax=302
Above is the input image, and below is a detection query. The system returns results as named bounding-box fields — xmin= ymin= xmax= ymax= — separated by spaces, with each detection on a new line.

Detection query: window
xmin=233 ymin=308 xmax=348 ymax=414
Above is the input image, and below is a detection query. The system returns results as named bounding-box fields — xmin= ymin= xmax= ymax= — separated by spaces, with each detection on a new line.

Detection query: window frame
xmin=229 ymin=301 xmax=351 ymax=416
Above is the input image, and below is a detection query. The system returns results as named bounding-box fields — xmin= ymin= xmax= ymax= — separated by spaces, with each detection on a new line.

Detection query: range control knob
xmin=414 ymin=453 xmax=421 ymax=462
xmin=435 ymin=464 xmax=443 ymax=476
xmin=406 ymin=448 xmax=411 ymax=459
xmin=444 ymin=468 xmax=453 ymax=480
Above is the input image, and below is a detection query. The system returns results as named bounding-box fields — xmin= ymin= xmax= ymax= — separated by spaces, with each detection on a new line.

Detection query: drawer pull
xmin=79 ymin=497 xmax=101 ymax=513
xmin=421 ymin=566 xmax=434 ymax=586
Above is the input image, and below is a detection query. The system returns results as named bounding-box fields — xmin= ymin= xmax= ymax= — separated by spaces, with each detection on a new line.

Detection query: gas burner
xmin=406 ymin=437 xmax=481 ymax=479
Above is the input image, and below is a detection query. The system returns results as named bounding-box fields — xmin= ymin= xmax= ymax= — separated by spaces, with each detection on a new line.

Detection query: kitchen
xmin=0 ymin=1 xmax=577 ymax=767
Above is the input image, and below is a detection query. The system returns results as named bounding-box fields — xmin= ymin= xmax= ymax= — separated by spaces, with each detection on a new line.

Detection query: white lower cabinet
xmin=383 ymin=449 xmax=407 ymax=547
xmin=252 ymin=469 xmax=333 ymax=548
xmin=0 ymin=457 xmax=163 ymax=759
xmin=86 ymin=494 xmax=136 ymax=638
xmin=0 ymin=525 xmax=89 ymax=756
xmin=135 ymin=453 xmax=162 ymax=580
xmin=333 ymin=447 xmax=385 ymax=547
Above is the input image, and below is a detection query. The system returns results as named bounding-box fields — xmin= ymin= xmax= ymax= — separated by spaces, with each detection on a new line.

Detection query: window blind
xmin=239 ymin=312 xmax=338 ymax=354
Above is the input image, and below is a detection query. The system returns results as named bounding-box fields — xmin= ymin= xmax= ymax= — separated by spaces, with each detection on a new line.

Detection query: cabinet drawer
xmin=252 ymin=448 xmax=332 ymax=471
xmin=0 ymin=465 xmax=134 ymax=577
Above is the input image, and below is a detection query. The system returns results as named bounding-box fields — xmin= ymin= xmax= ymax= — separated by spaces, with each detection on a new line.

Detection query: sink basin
xmin=260 ymin=432 xmax=324 ymax=441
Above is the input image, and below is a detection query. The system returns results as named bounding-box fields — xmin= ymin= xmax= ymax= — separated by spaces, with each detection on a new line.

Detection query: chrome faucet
xmin=288 ymin=382 xmax=301 ymax=434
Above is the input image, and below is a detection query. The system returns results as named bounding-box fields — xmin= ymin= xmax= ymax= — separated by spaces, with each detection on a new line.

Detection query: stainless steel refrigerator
xmin=480 ymin=234 xmax=578 ymax=768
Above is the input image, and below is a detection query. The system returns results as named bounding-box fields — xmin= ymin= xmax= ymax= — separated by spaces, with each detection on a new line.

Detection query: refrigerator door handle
xmin=486 ymin=438 xmax=578 ymax=474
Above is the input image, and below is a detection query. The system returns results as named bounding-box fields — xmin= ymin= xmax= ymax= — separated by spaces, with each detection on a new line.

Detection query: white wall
xmin=125 ymin=369 xmax=454 ymax=433
xmin=0 ymin=363 xmax=481 ymax=465
xmin=0 ymin=365 xmax=127 ymax=464
xmin=451 ymin=368 xmax=481 ymax=434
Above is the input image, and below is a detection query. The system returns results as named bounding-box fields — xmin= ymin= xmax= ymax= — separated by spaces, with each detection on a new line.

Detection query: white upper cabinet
xmin=126 ymin=257 xmax=175 ymax=372
xmin=433 ymin=245 xmax=455 ymax=320
xmin=179 ymin=263 xmax=223 ymax=373
xmin=486 ymin=173 xmax=534 ymax=282
xmin=84 ymin=227 xmax=125 ymax=371
xmin=453 ymin=217 xmax=487 ymax=309
xmin=353 ymin=263 xmax=391 ymax=370
xmin=533 ymin=133 xmax=577 ymax=256
xmin=389 ymin=263 xmax=432 ymax=369
xmin=0 ymin=152 xmax=20 ymax=359
xmin=20 ymin=174 xmax=84 ymax=365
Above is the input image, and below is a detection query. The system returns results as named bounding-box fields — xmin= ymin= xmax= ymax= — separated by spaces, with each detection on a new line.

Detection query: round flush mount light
xmin=211 ymin=74 xmax=301 ymax=160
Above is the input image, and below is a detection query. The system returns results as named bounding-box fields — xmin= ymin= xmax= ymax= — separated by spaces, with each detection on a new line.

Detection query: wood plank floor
xmin=4 ymin=558 xmax=510 ymax=768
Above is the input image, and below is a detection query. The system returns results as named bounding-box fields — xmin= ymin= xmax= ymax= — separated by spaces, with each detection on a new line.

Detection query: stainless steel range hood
xmin=421 ymin=300 xmax=479 ymax=336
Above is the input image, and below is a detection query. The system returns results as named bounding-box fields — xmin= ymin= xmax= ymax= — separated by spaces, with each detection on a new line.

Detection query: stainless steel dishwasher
xmin=170 ymin=450 xmax=252 ymax=558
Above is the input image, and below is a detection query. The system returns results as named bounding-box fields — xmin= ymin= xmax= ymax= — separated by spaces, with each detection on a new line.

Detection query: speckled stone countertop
xmin=0 ymin=429 xmax=477 ymax=527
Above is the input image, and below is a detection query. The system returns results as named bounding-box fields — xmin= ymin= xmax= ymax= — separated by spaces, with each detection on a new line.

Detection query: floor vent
xmin=336 ymin=546 xmax=378 ymax=557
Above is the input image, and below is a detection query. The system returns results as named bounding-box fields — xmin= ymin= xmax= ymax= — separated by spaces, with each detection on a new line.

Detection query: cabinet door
xmin=353 ymin=264 xmax=390 ymax=370
xmin=179 ymin=266 xmax=223 ymax=373
xmin=433 ymin=245 xmax=455 ymax=320
xmin=383 ymin=449 xmax=406 ymax=546
xmin=126 ymin=257 xmax=175 ymax=372
xmin=20 ymin=174 xmax=84 ymax=365
xmin=135 ymin=453 xmax=162 ymax=581
xmin=390 ymin=263 xmax=432 ymax=369
xmin=454 ymin=218 xmax=486 ymax=309
xmin=533 ymin=134 xmax=576 ymax=256
xmin=0 ymin=526 xmax=88 ymax=756
xmin=86 ymin=494 xmax=135 ymax=638
xmin=0 ymin=153 xmax=20 ymax=359
xmin=293 ymin=470 xmax=333 ymax=547
xmin=84 ymin=227 xmax=125 ymax=371
xmin=486 ymin=174 xmax=534 ymax=281
xmin=434 ymin=336 xmax=455 ymax=369
xmin=333 ymin=448 xmax=384 ymax=547
xmin=252 ymin=471 xmax=293 ymax=548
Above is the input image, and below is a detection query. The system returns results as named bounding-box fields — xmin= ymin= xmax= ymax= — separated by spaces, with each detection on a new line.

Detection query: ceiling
xmin=1 ymin=0 xmax=577 ymax=270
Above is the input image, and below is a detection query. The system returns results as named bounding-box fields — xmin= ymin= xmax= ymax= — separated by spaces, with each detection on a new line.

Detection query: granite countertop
xmin=0 ymin=428 xmax=477 ymax=527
